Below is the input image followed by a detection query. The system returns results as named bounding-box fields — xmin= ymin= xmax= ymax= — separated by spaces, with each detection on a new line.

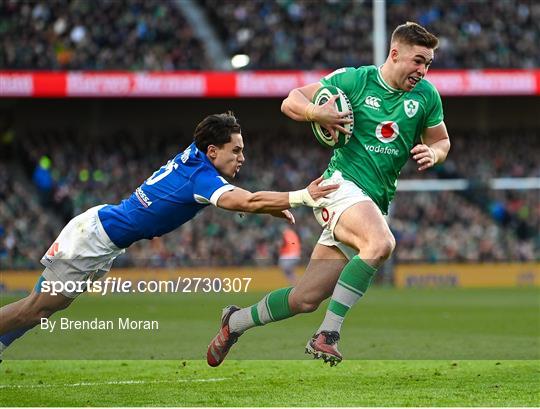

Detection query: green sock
xmin=318 ymin=255 xmax=377 ymax=333
xmin=229 ymin=287 xmax=294 ymax=333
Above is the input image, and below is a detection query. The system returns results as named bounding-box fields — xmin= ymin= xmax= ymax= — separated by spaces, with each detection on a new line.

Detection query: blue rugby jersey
xmin=98 ymin=143 xmax=235 ymax=248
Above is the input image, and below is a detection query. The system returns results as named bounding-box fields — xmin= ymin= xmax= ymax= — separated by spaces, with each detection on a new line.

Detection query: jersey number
xmin=146 ymin=160 xmax=179 ymax=185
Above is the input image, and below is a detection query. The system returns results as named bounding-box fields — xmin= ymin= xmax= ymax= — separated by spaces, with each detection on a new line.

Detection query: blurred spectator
xmin=32 ymin=155 xmax=54 ymax=206
xmin=278 ymin=226 xmax=302 ymax=284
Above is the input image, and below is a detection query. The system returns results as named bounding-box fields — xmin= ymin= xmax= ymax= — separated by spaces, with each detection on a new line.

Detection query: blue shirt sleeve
xmin=192 ymin=169 xmax=235 ymax=206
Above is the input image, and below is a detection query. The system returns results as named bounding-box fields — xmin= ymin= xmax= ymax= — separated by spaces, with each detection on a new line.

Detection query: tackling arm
xmin=216 ymin=176 xmax=339 ymax=213
xmin=217 ymin=188 xmax=292 ymax=213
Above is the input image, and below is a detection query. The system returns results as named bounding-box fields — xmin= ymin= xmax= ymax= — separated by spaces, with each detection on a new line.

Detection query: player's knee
xmin=366 ymin=233 xmax=396 ymax=263
xmin=379 ymin=234 xmax=396 ymax=260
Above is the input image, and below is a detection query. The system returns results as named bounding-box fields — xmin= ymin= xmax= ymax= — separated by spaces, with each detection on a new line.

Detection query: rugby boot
xmin=207 ymin=305 xmax=241 ymax=367
xmin=305 ymin=330 xmax=342 ymax=366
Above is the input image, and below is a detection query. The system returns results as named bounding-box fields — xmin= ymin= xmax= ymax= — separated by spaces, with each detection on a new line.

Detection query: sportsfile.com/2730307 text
xmin=40 ymin=277 xmax=253 ymax=296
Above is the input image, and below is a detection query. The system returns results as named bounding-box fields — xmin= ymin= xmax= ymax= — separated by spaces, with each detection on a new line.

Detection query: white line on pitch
xmin=0 ymin=377 xmax=229 ymax=389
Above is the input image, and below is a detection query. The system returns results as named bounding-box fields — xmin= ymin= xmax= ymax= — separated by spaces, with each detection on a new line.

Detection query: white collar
xmin=377 ymin=65 xmax=403 ymax=94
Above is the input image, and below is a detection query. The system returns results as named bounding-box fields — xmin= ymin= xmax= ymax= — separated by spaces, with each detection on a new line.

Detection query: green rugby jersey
xmin=320 ymin=65 xmax=444 ymax=214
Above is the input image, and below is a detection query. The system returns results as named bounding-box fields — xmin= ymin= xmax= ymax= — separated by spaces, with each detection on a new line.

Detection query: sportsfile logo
xmin=364 ymin=96 xmax=381 ymax=110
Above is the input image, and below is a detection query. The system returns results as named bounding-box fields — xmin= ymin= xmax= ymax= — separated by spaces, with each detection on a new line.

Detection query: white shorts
xmin=40 ymin=205 xmax=125 ymax=298
xmin=313 ymin=171 xmax=373 ymax=260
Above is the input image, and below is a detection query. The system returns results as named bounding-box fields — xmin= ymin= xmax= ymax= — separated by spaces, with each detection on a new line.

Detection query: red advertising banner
xmin=1 ymin=70 xmax=539 ymax=98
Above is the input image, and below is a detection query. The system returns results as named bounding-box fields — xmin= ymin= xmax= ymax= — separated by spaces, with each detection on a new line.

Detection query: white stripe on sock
xmin=332 ymin=283 xmax=363 ymax=308
xmin=257 ymin=294 xmax=272 ymax=324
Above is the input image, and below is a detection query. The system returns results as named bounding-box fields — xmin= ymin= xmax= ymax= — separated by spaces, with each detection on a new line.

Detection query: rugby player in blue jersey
xmin=0 ymin=112 xmax=337 ymax=358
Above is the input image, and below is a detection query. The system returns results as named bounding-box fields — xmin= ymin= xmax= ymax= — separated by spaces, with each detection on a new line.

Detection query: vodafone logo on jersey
xmin=375 ymin=121 xmax=399 ymax=143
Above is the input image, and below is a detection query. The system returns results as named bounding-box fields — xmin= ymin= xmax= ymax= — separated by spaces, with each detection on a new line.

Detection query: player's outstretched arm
xmin=216 ymin=176 xmax=338 ymax=214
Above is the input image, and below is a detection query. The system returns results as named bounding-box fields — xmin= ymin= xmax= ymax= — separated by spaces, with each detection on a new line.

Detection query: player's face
xmin=211 ymin=133 xmax=245 ymax=178
xmin=393 ymin=44 xmax=434 ymax=91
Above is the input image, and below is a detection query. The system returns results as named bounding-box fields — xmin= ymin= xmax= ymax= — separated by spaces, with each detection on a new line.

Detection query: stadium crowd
xmin=1 ymin=128 xmax=538 ymax=269
xmin=203 ymin=0 xmax=539 ymax=69
xmin=1 ymin=0 xmax=538 ymax=70
xmin=0 ymin=162 xmax=63 ymax=269
xmin=392 ymin=190 xmax=536 ymax=262
xmin=0 ymin=0 xmax=208 ymax=70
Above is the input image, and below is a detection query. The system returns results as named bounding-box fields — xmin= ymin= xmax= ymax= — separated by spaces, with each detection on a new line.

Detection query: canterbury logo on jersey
xmin=364 ymin=96 xmax=381 ymax=110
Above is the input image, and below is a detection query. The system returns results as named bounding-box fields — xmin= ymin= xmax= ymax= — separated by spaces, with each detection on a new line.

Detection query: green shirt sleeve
xmin=425 ymin=83 xmax=444 ymax=127
xmin=320 ymin=67 xmax=367 ymax=97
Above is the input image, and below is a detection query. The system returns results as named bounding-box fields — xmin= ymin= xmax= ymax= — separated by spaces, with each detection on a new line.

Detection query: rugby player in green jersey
xmin=207 ymin=22 xmax=451 ymax=367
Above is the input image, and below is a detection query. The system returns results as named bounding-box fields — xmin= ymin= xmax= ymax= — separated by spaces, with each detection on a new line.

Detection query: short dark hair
xmin=391 ymin=22 xmax=439 ymax=50
xmin=193 ymin=111 xmax=241 ymax=153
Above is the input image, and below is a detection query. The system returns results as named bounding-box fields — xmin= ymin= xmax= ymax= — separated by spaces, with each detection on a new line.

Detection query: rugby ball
xmin=310 ymin=85 xmax=353 ymax=148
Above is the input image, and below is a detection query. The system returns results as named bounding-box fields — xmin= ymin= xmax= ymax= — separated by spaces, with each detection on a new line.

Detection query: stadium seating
xmin=1 ymin=0 xmax=538 ymax=70
xmin=202 ymin=0 xmax=539 ymax=69
xmin=0 ymin=0 xmax=208 ymax=70
xmin=1 ymin=1 xmax=537 ymax=268
xmin=1 ymin=129 xmax=538 ymax=269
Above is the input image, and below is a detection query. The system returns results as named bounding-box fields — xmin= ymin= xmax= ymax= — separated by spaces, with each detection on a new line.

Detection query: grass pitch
xmin=0 ymin=287 xmax=539 ymax=406
xmin=1 ymin=360 xmax=539 ymax=406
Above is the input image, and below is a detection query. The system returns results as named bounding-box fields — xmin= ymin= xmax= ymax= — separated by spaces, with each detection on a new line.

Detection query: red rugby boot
xmin=305 ymin=330 xmax=343 ymax=366
xmin=207 ymin=305 xmax=241 ymax=367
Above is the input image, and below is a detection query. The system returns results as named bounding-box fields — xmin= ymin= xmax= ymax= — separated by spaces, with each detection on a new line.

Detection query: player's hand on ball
xmin=307 ymin=176 xmax=339 ymax=204
xmin=411 ymin=144 xmax=438 ymax=171
xmin=314 ymin=95 xmax=353 ymax=142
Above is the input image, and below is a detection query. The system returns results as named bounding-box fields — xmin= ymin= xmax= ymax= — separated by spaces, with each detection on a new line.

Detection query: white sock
xmin=317 ymin=310 xmax=345 ymax=333
xmin=228 ymin=307 xmax=255 ymax=334
xmin=228 ymin=287 xmax=294 ymax=334
xmin=317 ymin=279 xmax=364 ymax=334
